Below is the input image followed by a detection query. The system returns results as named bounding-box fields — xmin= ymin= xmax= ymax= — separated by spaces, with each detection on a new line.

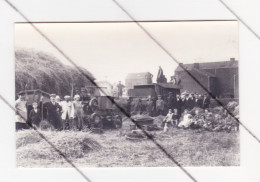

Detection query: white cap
xmin=74 ymin=94 xmax=80 ymax=99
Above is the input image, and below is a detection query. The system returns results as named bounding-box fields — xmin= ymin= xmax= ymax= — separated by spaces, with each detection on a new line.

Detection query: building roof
xmin=175 ymin=60 xmax=238 ymax=72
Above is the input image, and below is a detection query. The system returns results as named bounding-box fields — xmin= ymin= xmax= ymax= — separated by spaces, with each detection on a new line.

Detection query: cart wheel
xmin=90 ymin=113 xmax=103 ymax=129
xmin=89 ymin=98 xmax=98 ymax=113
xmin=113 ymin=115 xmax=122 ymax=129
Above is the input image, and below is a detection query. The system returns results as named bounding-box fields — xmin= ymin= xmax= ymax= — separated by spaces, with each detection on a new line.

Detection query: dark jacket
xmin=185 ymin=98 xmax=195 ymax=110
xmin=180 ymin=99 xmax=186 ymax=113
xmin=175 ymin=98 xmax=182 ymax=110
xmin=194 ymin=98 xmax=203 ymax=108
xmin=43 ymin=102 xmax=62 ymax=129
xmin=202 ymin=97 xmax=210 ymax=109
xmin=29 ymin=109 xmax=42 ymax=126
xmin=28 ymin=101 xmax=42 ymax=126
xmin=166 ymin=96 xmax=175 ymax=109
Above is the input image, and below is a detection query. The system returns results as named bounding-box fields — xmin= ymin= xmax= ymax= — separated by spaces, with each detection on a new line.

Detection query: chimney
xmin=193 ymin=63 xmax=199 ymax=69
xmin=230 ymin=58 xmax=235 ymax=61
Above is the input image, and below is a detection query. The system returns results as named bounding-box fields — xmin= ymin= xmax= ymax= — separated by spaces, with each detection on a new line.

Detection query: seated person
xmin=223 ymin=114 xmax=239 ymax=131
xmin=212 ymin=114 xmax=225 ymax=131
xmin=162 ymin=109 xmax=174 ymax=127
xmin=203 ymin=109 xmax=212 ymax=119
xmin=222 ymin=114 xmax=233 ymax=131
xmin=178 ymin=109 xmax=193 ymax=128
xmin=203 ymin=113 xmax=214 ymax=131
xmin=190 ymin=109 xmax=205 ymax=129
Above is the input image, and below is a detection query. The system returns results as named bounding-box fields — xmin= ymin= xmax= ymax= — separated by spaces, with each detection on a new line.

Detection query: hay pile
xmin=15 ymin=49 xmax=94 ymax=96
xmin=16 ymin=130 xmax=101 ymax=163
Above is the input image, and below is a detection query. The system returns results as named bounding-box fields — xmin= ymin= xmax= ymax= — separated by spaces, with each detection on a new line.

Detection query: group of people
xmin=163 ymin=108 xmax=239 ymax=132
xmin=130 ymin=92 xmax=211 ymax=117
xmin=129 ymin=91 xmax=239 ymax=132
xmin=15 ymin=93 xmax=84 ymax=131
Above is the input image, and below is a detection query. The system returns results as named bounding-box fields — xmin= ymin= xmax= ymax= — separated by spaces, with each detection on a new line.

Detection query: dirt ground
xmin=16 ymin=116 xmax=240 ymax=167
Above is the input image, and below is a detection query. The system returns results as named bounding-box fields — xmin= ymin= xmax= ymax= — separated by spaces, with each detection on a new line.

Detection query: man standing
xmin=186 ymin=93 xmax=195 ymax=110
xmin=156 ymin=95 xmax=165 ymax=116
xmin=73 ymin=95 xmax=84 ymax=131
xmin=194 ymin=93 xmax=202 ymax=108
xmin=175 ymin=94 xmax=182 ymax=117
xmin=133 ymin=98 xmax=143 ymax=115
xmin=180 ymin=94 xmax=186 ymax=114
xmin=126 ymin=97 xmax=132 ymax=116
xmin=43 ymin=94 xmax=62 ymax=130
xmin=146 ymin=95 xmax=154 ymax=116
xmin=117 ymin=81 xmax=124 ymax=98
xmin=15 ymin=94 xmax=29 ymax=131
xmin=166 ymin=92 xmax=174 ymax=110
xmin=60 ymin=95 xmax=74 ymax=130
xmin=202 ymin=93 xmax=211 ymax=109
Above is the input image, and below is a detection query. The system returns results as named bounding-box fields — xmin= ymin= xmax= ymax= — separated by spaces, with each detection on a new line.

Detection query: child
xmin=162 ymin=109 xmax=174 ymax=128
xmin=28 ymin=100 xmax=42 ymax=128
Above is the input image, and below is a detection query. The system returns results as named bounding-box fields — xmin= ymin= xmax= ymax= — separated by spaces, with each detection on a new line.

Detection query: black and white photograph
xmin=14 ymin=21 xmax=240 ymax=167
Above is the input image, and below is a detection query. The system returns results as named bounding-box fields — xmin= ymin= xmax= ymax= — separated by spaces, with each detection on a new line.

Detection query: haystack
xmin=16 ymin=130 xmax=102 ymax=161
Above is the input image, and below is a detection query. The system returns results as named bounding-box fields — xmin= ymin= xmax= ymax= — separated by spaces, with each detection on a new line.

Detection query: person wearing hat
xmin=194 ymin=93 xmax=202 ymax=108
xmin=60 ymin=95 xmax=74 ymax=130
xmin=73 ymin=94 xmax=84 ymax=131
xmin=156 ymin=95 xmax=165 ymax=116
xmin=15 ymin=93 xmax=29 ymax=131
xmin=43 ymin=94 xmax=62 ymax=130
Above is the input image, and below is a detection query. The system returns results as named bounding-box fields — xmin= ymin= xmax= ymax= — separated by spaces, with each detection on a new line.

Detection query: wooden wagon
xmin=17 ymin=89 xmax=50 ymax=121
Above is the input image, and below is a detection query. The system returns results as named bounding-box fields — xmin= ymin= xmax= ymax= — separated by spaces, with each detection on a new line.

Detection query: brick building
xmin=174 ymin=58 xmax=238 ymax=98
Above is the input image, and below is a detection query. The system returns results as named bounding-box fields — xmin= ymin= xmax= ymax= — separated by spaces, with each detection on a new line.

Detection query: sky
xmin=15 ymin=21 xmax=238 ymax=84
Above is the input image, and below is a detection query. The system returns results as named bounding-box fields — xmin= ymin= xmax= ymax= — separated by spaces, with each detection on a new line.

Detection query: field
xmin=16 ymin=116 xmax=240 ymax=167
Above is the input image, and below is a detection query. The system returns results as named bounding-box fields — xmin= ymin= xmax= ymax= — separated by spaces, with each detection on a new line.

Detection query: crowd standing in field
xmin=15 ymin=93 xmax=85 ymax=131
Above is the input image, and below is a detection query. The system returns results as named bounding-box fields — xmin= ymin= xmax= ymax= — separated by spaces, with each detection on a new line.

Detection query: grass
xmin=16 ymin=116 xmax=240 ymax=167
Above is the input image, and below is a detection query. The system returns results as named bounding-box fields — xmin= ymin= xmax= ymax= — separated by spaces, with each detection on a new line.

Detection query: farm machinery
xmin=78 ymin=86 xmax=122 ymax=130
